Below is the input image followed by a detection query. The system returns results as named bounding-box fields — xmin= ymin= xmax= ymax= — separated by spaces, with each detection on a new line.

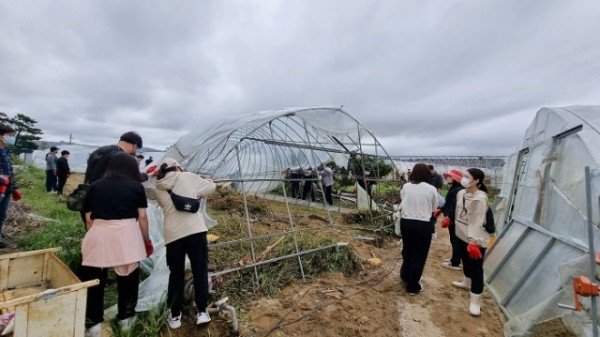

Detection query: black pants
xmin=45 ymin=170 xmax=57 ymax=192
xmin=448 ymin=223 xmax=461 ymax=267
xmin=302 ymin=181 xmax=315 ymax=201
xmin=324 ymin=185 xmax=333 ymax=205
xmin=457 ymin=239 xmax=486 ymax=294
xmin=400 ymin=218 xmax=432 ymax=293
xmin=57 ymin=175 xmax=67 ymax=194
xmin=166 ymin=232 xmax=209 ymax=316
xmin=78 ymin=265 xmax=139 ymax=328
xmin=290 ymin=182 xmax=300 ymax=199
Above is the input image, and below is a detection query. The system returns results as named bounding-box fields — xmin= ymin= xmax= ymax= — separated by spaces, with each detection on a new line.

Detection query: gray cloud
xmin=1 ymin=0 xmax=599 ymax=154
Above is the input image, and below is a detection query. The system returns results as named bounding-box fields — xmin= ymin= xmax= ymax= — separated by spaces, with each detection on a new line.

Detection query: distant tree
xmin=0 ymin=113 xmax=43 ymax=154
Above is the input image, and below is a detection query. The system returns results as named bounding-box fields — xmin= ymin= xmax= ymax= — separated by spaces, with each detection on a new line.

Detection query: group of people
xmin=71 ymin=131 xmax=214 ymax=336
xmin=45 ymin=146 xmax=71 ymax=194
xmin=286 ymin=164 xmax=334 ymax=205
xmin=399 ymin=163 xmax=491 ymax=317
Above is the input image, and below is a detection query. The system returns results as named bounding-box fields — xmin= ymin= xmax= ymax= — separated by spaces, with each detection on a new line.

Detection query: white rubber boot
xmin=452 ymin=277 xmax=471 ymax=291
xmin=85 ymin=323 xmax=102 ymax=337
xmin=469 ymin=292 xmax=481 ymax=316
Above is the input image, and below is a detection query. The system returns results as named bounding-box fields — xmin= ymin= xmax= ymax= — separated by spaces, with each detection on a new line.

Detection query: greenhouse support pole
xmin=585 ymin=166 xmax=599 ymax=337
xmin=235 ymin=145 xmax=260 ymax=287
xmin=269 ymin=122 xmax=306 ymax=281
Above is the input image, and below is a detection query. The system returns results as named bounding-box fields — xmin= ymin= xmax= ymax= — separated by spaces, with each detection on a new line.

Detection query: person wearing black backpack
xmin=451 ymin=168 xmax=490 ymax=317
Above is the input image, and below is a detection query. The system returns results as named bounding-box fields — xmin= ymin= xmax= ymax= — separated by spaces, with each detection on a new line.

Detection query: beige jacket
xmin=455 ymin=189 xmax=489 ymax=247
xmin=146 ymin=171 xmax=216 ymax=244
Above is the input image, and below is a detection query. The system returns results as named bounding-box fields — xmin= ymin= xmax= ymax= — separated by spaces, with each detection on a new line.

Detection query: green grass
xmin=14 ymin=164 xmax=85 ymax=270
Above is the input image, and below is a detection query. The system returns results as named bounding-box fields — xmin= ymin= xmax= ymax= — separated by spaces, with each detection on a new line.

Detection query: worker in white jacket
xmin=146 ymin=158 xmax=216 ymax=330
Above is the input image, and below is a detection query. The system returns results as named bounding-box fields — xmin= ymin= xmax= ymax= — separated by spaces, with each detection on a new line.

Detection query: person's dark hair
xmin=136 ymin=154 xmax=144 ymax=159
xmin=467 ymin=168 xmax=488 ymax=193
xmin=409 ymin=163 xmax=432 ymax=184
xmin=428 ymin=164 xmax=434 ymax=170
xmin=0 ymin=124 xmax=15 ymax=135
xmin=61 ymin=150 xmax=70 ymax=156
xmin=104 ymin=152 xmax=142 ymax=181
xmin=156 ymin=163 xmax=180 ymax=180
xmin=119 ymin=131 xmax=143 ymax=148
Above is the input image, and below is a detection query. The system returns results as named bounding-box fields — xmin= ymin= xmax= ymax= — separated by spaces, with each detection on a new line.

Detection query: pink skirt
xmin=82 ymin=218 xmax=146 ymax=272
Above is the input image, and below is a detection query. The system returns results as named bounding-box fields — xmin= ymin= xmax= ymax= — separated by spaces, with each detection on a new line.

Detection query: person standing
xmin=145 ymin=156 xmax=153 ymax=167
xmin=289 ymin=168 xmax=301 ymax=199
xmin=45 ymin=146 xmax=59 ymax=193
xmin=399 ymin=163 xmax=438 ymax=295
xmin=56 ymin=150 xmax=71 ymax=194
xmin=439 ymin=169 xmax=464 ymax=270
xmin=0 ymin=124 xmax=23 ymax=249
xmin=302 ymin=168 xmax=316 ymax=202
xmin=79 ymin=153 xmax=152 ymax=336
xmin=320 ymin=164 xmax=334 ymax=205
xmin=428 ymin=165 xmax=443 ymax=193
xmin=452 ymin=168 xmax=489 ymax=317
xmin=146 ymin=158 xmax=216 ymax=329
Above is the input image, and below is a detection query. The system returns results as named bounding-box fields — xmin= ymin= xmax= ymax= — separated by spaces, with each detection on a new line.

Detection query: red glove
xmin=441 ymin=217 xmax=451 ymax=228
xmin=12 ymin=189 xmax=23 ymax=201
xmin=0 ymin=175 xmax=9 ymax=195
xmin=146 ymin=165 xmax=158 ymax=176
xmin=467 ymin=242 xmax=483 ymax=259
xmin=144 ymin=239 xmax=154 ymax=257
xmin=433 ymin=209 xmax=442 ymax=219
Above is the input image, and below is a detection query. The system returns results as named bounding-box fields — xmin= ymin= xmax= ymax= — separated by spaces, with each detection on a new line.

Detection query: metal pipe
xmin=585 ymin=166 xmax=599 ymax=337
xmin=486 ymin=226 xmax=530 ymax=284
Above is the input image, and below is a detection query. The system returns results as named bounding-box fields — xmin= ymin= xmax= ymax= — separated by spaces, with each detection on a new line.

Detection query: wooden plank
xmin=47 ymin=255 xmax=79 ymax=288
xmin=0 ymin=281 xmax=99 ymax=310
xmin=0 ymin=248 xmax=61 ymax=260
xmin=13 ymin=303 xmax=29 ymax=337
xmin=74 ymin=289 xmax=87 ymax=337
xmin=6 ymin=255 xmax=45 ymax=289
xmin=27 ymin=291 xmax=77 ymax=337
xmin=0 ymin=258 xmax=9 ymax=289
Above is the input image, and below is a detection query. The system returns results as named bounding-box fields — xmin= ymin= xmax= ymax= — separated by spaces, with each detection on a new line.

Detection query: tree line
xmin=0 ymin=112 xmax=43 ymax=154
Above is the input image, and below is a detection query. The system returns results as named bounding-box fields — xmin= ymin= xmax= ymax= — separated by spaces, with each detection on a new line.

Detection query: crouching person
xmin=146 ymin=158 xmax=216 ymax=329
xmin=79 ymin=153 xmax=152 ymax=336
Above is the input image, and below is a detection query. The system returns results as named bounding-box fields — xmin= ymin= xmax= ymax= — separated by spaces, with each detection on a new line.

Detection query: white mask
xmin=2 ymin=135 xmax=16 ymax=146
xmin=460 ymin=177 xmax=471 ymax=188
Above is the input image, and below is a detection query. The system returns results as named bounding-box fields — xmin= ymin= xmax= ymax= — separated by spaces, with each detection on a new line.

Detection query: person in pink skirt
xmin=79 ymin=152 xmax=153 ymax=336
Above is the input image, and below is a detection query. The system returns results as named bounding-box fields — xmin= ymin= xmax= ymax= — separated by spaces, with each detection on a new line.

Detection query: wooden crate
xmin=0 ymin=248 xmax=99 ymax=337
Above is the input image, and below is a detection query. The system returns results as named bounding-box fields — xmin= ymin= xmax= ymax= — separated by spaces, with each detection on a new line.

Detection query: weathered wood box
xmin=0 ymin=248 xmax=99 ymax=337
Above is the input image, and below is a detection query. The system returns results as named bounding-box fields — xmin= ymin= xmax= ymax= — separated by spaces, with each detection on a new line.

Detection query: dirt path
xmin=233 ymin=223 xmax=506 ymax=337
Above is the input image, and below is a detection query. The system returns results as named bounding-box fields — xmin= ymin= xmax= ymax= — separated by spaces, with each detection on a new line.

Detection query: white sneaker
xmin=441 ymin=261 xmax=461 ymax=271
xmin=196 ymin=312 xmax=211 ymax=325
xmin=408 ymin=282 xmax=424 ymax=296
xmin=452 ymin=277 xmax=471 ymax=291
xmin=167 ymin=312 xmax=182 ymax=329
xmin=85 ymin=323 xmax=102 ymax=337
xmin=119 ymin=317 xmax=135 ymax=332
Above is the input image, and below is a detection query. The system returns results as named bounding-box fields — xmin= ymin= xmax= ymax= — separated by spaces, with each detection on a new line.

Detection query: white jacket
xmin=455 ymin=189 xmax=489 ymax=247
xmin=146 ymin=171 xmax=216 ymax=244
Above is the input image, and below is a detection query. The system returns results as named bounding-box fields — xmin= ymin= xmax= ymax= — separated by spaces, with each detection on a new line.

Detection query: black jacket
xmin=84 ymin=145 xmax=123 ymax=184
xmin=441 ymin=182 xmax=464 ymax=224
xmin=56 ymin=157 xmax=70 ymax=178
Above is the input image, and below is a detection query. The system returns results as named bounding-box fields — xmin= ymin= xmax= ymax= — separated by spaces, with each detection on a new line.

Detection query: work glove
xmin=467 ymin=242 xmax=483 ymax=260
xmin=433 ymin=209 xmax=442 ymax=219
xmin=146 ymin=165 xmax=158 ymax=176
xmin=441 ymin=217 xmax=451 ymax=228
xmin=0 ymin=175 xmax=9 ymax=186
xmin=144 ymin=239 xmax=154 ymax=257
xmin=12 ymin=189 xmax=23 ymax=201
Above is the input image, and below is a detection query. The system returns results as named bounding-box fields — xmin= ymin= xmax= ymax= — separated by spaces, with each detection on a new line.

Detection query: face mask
xmin=3 ymin=135 xmax=16 ymax=146
xmin=460 ymin=177 xmax=471 ymax=188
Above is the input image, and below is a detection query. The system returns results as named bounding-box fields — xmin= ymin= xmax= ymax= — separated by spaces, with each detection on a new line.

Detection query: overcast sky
xmin=1 ymin=1 xmax=599 ymax=155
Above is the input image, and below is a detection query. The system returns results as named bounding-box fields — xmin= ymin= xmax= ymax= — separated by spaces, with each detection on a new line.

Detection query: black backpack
xmin=462 ymin=194 xmax=495 ymax=234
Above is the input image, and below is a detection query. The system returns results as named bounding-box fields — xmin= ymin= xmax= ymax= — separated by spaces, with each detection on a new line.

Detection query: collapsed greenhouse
xmin=129 ymin=107 xmax=401 ymax=326
xmin=486 ymin=105 xmax=600 ymax=336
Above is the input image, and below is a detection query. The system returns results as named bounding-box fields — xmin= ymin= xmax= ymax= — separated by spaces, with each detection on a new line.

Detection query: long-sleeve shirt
xmin=455 ymin=189 xmax=490 ymax=247
xmin=0 ymin=148 xmax=18 ymax=191
xmin=56 ymin=157 xmax=71 ymax=178
xmin=320 ymin=167 xmax=334 ymax=187
xmin=441 ymin=183 xmax=464 ymax=224
xmin=45 ymin=152 xmax=57 ymax=171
